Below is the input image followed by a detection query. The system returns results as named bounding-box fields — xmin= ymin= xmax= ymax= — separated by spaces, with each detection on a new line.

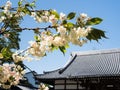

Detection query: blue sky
xmin=1 ymin=0 xmax=120 ymax=74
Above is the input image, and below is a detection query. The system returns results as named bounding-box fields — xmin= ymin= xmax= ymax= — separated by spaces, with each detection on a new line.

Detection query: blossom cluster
xmin=0 ymin=1 xmax=11 ymax=22
xmin=12 ymin=12 xmax=92 ymax=61
xmin=12 ymin=26 xmax=91 ymax=62
xmin=0 ymin=63 xmax=25 ymax=89
xmin=0 ymin=1 xmax=22 ymax=38
xmin=3 ymin=0 xmax=12 ymax=14
xmin=1 ymin=1 xmax=92 ymax=62
xmin=27 ymin=26 xmax=91 ymax=55
xmin=0 ymin=1 xmax=13 ymax=22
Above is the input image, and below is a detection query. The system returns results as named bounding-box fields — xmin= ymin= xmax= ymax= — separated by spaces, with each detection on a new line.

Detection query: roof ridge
xmin=72 ymin=48 xmax=120 ymax=56
xmin=43 ymin=68 xmax=62 ymax=74
xmin=59 ymin=54 xmax=77 ymax=74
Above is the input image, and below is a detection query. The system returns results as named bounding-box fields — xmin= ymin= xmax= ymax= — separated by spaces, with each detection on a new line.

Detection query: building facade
xmin=35 ymin=48 xmax=120 ymax=90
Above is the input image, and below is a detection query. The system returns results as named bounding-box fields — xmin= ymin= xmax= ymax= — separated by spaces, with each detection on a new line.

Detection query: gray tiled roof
xmin=36 ymin=68 xmax=64 ymax=79
xmin=36 ymin=48 xmax=120 ymax=79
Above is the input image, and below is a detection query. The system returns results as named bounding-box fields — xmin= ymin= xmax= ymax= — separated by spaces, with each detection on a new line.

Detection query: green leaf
xmin=29 ymin=2 xmax=35 ymax=7
xmin=0 ymin=67 xmax=3 ymax=72
xmin=67 ymin=12 xmax=76 ymax=20
xmin=86 ymin=17 xmax=103 ymax=25
xmin=1 ymin=48 xmax=12 ymax=60
xmin=18 ymin=1 xmax=22 ymax=6
xmin=22 ymin=7 xmax=31 ymax=15
xmin=9 ymin=76 xmax=15 ymax=81
xmin=7 ymin=32 xmax=20 ymax=49
xmin=0 ymin=53 xmax=3 ymax=59
xmin=65 ymin=22 xmax=74 ymax=28
xmin=50 ymin=10 xmax=59 ymax=19
xmin=86 ymin=28 xmax=107 ymax=41
xmin=51 ymin=44 xmax=58 ymax=51
xmin=34 ymin=35 xmax=40 ymax=42
xmin=62 ymin=20 xmax=67 ymax=25
xmin=65 ymin=44 xmax=69 ymax=48
xmin=59 ymin=46 xmax=66 ymax=55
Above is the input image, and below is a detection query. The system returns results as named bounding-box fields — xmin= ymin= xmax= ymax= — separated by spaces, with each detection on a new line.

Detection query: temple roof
xmin=36 ymin=48 xmax=120 ymax=79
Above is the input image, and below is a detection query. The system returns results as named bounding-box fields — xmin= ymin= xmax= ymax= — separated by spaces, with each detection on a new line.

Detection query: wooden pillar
xmin=84 ymin=79 xmax=89 ymax=90
xmin=77 ymin=80 xmax=79 ymax=90
xmin=64 ymin=79 xmax=66 ymax=90
xmin=53 ymin=80 xmax=55 ymax=90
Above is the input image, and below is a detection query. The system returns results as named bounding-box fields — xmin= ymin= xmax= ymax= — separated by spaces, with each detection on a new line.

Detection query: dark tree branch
xmin=0 ymin=25 xmax=56 ymax=35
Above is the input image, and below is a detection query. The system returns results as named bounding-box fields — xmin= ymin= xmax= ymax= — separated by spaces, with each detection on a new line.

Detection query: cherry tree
xmin=0 ymin=0 xmax=106 ymax=89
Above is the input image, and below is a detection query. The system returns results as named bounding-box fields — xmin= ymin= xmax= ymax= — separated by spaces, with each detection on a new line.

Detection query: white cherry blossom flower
xmin=3 ymin=1 xmax=12 ymax=14
xmin=35 ymin=16 xmax=42 ymax=23
xmin=31 ymin=12 xmax=36 ymax=17
xmin=38 ymin=83 xmax=49 ymax=90
xmin=57 ymin=26 xmax=66 ymax=35
xmin=80 ymin=13 xmax=88 ymax=19
xmin=60 ymin=12 xmax=66 ymax=21
xmin=49 ymin=15 xmax=58 ymax=25
xmin=53 ymin=36 xmax=63 ymax=46
xmin=0 ymin=16 xmax=6 ymax=22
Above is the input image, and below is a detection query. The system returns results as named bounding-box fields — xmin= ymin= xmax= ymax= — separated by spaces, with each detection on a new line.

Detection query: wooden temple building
xmin=35 ymin=48 xmax=120 ymax=90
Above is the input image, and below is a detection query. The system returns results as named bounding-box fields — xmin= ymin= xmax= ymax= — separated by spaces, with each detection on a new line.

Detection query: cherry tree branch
xmin=0 ymin=25 xmax=56 ymax=35
xmin=14 ymin=25 xmax=55 ymax=31
xmin=0 ymin=6 xmax=49 ymax=12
